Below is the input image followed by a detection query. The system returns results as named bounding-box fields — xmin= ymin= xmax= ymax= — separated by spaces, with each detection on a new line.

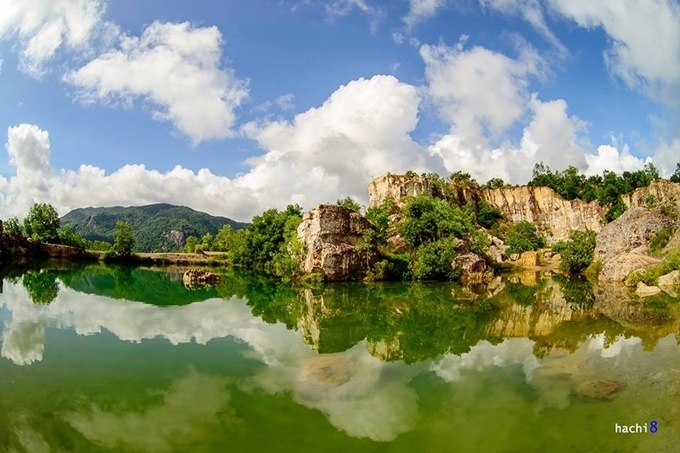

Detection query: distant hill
xmin=61 ymin=203 xmax=248 ymax=252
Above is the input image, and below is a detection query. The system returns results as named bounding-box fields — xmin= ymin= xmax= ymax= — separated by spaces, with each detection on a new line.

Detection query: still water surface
xmin=0 ymin=264 xmax=678 ymax=452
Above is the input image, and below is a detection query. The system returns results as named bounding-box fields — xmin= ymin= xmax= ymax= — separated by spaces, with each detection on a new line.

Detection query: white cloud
xmin=275 ymin=93 xmax=295 ymax=111
xmin=421 ymin=38 xmax=546 ymax=148
xmin=429 ymin=95 xmax=591 ymax=184
xmin=0 ymin=0 xmax=105 ymax=77
xmin=1 ymin=78 xmax=437 ymax=221
xmin=403 ymin=0 xmax=446 ymax=28
xmin=64 ymin=21 xmax=249 ymax=144
xmin=479 ymin=0 xmax=566 ymax=55
xmin=241 ymin=75 xmax=440 ymax=207
xmin=548 ymin=0 xmax=680 ymax=103
xmin=293 ymin=0 xmax=382 ymax=30
xmin=583 ymin=144 xmax=646 ymax=176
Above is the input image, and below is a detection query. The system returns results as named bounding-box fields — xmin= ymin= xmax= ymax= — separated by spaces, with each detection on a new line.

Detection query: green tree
xmin=183 ymin=235 xmax=198 ymax=253
xmin=23 ymin=203 xmax=60 ymax=242
xmin=58 ymin=225 xmax=86 ymax=248
xmin=4 ymin=217 xmax=22 ymax=235
xmin=337 ymin=197 xmax=362 ymax=212
xmin=505 ymin=221 xmax=546 ymax=254
xmin=113 ymin=221 xmax=135 ymax=256
xmin=556 ymin=230 xmax=597 ymax=273
xmin=484 ymin=177 xmax=506 ymax=189
xmin=670 ymin=163 xmax=680 ymax=183
xmin=476 ymin=200 xmax=503 ymax=229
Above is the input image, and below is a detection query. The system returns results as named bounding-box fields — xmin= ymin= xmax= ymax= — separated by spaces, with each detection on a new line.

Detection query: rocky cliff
xmin=479 ymin=186 xmax=605 ymax=242
xmin=297 ymin=205 xmax=377 ymax=281
xmin=368 ymin=173 xmax=606 ymax=242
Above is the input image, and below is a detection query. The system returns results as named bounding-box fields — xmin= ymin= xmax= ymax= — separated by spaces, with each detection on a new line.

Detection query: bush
xmin=410 ymin=238 xmax=458 ymax=280
xmin=559 ymin=230 xmax=597 ymax=273
xmin=23 ymin=203 xmax=60 ymax=242
xmin=505 ymin=221 xmax=546 ymax=255
xmin=477 ymin=200 xmax=503 ymax=229
xmin=650 ymin=228 xmax=672 ymax=254
xmin=337 ymin=196 xmax=362 ymax=212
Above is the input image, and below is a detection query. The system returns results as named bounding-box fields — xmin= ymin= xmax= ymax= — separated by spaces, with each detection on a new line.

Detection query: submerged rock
xmin=182 ymin=269 xmax=220 ymax=288
xmin=574 ymin=380 xmax=626 ymax=401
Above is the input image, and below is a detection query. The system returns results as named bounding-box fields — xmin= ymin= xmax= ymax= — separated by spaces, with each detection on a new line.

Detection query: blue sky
xmin=1 ymin=0 xmax=679 ymax=221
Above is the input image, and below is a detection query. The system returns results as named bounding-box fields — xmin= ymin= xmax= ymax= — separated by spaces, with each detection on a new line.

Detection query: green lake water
xmin=1 ymin=263 xmax=679 ymax=452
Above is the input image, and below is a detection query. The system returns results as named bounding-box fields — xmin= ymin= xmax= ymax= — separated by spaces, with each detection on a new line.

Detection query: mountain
xmin=61 ymin=203 xmax=247 ymax=252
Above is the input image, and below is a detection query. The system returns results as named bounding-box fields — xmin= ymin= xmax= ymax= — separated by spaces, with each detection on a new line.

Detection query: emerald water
xmin=1 ymin=264 xmax=678 ymax=452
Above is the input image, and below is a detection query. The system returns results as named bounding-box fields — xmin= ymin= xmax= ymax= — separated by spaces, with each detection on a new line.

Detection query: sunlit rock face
xmin=620 ymin=179 xmax=680 ymax=210
xmin=297 ymin=205 xmax=376 ymax=281
xmin=595 ymin=206 xmax=674 ymax=281
xmin=367 ymin=173 xmax=435 ymax=208
xmin=367 ymin=174 xmax=605 ymax=242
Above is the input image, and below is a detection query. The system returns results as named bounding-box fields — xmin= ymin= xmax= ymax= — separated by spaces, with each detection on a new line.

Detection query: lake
xmin=0 ymin=263 xmax=678 ymax=452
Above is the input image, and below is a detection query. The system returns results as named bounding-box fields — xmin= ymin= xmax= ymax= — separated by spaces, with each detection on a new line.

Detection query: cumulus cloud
xmin=241 ymin=75 xmax=440 ymax=207
xmin=0 ymin=0 xmax=105 ymax=77
xmin=421 ymin=38 xmax=546 ymax=147
xmin=548 ymin=0 xmax=680 ymax=104
xmin=64 ymin=21 xmax=249 ymax=144
xmin=403 ymin=0 xmax=446 ymax=28
xmin=1 ymin=77 xmax=438 ymax=220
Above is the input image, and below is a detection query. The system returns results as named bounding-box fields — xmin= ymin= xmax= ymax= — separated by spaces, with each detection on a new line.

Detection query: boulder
xmin=386 ymin=234 xmax=408 ymax=254
xmin=598 ymin=253 xmax=662 ymax=282
xmin=297 ymin=205 xmax=377 ymax=281
xmin=635 ymin=282 xmax=662 ymax=298
xmin=452 ymin=253 xmax=490 ymax=283
xmin=518 ymin=251 xmax=540 ymax=267
xmin=183 ymin=269 xmax=220 ymax=288
xmin=594 ymin=206 xmax=675 ymax=265
xmin=658 ymin=270 xmax=680 ymax=287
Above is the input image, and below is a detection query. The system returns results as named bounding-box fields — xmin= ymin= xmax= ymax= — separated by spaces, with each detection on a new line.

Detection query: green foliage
xmin=483 ymin=177 xmax=506 ymax=189
xmin=528 ymin=162 xmax=661 ymax=222
xmin=671 ymin=163 xmax=680 ymax=183
xmin=113 ymin=221 xmax=135 ymax=257
xmin=57 ymin=225 xmax=86 ymax=248
xmin=60 ymin=203 xmax=247 ymax=252
xmin=23 ymin=203 xmax=60 ymax=242
xmin=22 ymin=270 xmax=59 ymax=304
xmin=231 ymin=205 xmax=303 ymax=271
xmin=604 ymin=197 xmax=627 ymax=222
xmin=196 ymin=233 xmax=213 ymax=252
xmin=269 ymin=215 xmax=305 ymax=281
xmin=336 ymin=196 xmax=362 ymax=212
xmin=626 ymin=250 xmax=680 ymax=287
xmin=410 ymin=237 xmax=459 ymax=280
xmin=476 ymin=200 xmax=503 ymax=229
xmin=183 ymin=236 xmax=198 ymax=253
xmin=365 ymin=197 xmax=397 ymax=246
xmin=85 ymin=240 xmax=112 ymax=252
xmin=505 ymin=221 xmax=546 ymax=255
xmin=398 ymin=196 xmax=476 ymax=248
xmin=4 ymin=217 xmax=22 ymax=235
xmin=650 ymin=228 xmax=672 ymax=254
xmin=557 ymin=230 xmax=597 ymax=273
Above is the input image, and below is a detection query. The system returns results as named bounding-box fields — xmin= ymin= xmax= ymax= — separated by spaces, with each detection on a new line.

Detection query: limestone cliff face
xmin=621 ymin=179 xmax=680 ymax=209
xmin=368 ymin=173 xmax=606 ymax=242
xmin=367 ymin=173 xmax=434 ymax=208
xmin=297 ymin=205 xmax=377 ymax=281
xmin=479 ymin=186 xmax=605 ymax=242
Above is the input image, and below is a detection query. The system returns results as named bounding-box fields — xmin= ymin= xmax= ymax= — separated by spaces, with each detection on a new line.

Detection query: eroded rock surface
xmin=297 ymin=205 xmax=377 ymax=281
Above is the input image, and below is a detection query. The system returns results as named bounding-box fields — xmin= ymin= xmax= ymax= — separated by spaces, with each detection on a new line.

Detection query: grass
xmin=626 ymin=249 xmax=680 ymax=286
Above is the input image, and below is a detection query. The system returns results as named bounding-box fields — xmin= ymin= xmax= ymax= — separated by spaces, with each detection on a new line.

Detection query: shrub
xmin=505 ymin=221 xmax=546 ymax=255
xmin=559 ymin=230 xmax=597 ymax=273
xmin=477 ymin=200 xmax=503 ymax=229
xmin=337 ymin=196 xmax=362 ymax=212
xmin=410 ymin=238 xmax=458 ymax=280
xmin=650 ymin=228 xmax=672 ymax=254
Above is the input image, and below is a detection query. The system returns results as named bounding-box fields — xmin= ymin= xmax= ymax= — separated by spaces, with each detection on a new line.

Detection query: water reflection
xmin=0 ymin=265 xmax=678 ymax=450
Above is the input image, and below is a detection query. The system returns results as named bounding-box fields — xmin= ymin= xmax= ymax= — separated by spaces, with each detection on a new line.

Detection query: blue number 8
xmin=650 ymin=421 xmax=658 ymax=433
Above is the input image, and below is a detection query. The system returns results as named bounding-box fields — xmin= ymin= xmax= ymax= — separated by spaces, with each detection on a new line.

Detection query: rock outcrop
xmin=594 ymin=205 xmax=676 ymax=281
xmin=479 ymin=186 xmax=605 ymax=242
xmin=452 ymin=253 xmax=490 ymax=283
xmin=297 ymin=205 xmax=377 ymax=281
xmin=368 ymin=173 xmax=606 ymax=242
xmin=166 ymin=230 xmax=186 ymax=249
xmin=367 ymin=173 xmax=434 ymax=208
xmin=182 ymin=269 xmax=220 ymax=288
